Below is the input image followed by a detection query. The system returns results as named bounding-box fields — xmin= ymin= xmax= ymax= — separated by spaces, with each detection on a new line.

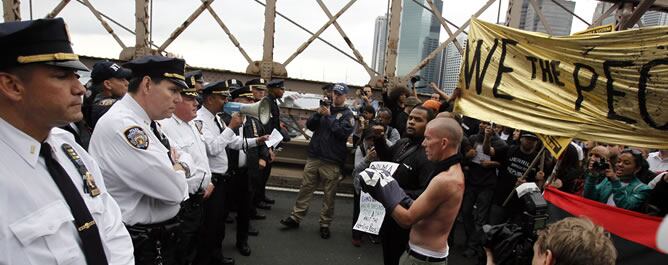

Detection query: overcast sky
xmin=9 ymin=0 xmax=597 ymax=86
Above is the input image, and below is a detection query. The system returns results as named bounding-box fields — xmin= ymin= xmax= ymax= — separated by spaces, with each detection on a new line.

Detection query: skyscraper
xmin=641 ymin=10 xmax=668 ymax=27
xmin=507 ymin=0 xmax=575 ymax=36
xmin=396 ymin=0 xmax=443 ymax=92
xmin=438 ymin=35 xmax=466 ymax=95
xmin=591 ymin=3 xmax=668 ymax=28
xmin=592 ymin=2 xmax=616 ymax=26
xmin=371 ymin=15 xmax=388 ymax=75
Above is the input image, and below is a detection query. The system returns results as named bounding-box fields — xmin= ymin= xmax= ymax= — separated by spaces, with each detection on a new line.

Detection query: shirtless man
xmin=360 ymin=118 xmax=464 ymax=264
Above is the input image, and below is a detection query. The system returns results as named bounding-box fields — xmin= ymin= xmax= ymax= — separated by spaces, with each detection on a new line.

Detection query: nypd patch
xmin=124 ymin=126 xmax=149 ymax=150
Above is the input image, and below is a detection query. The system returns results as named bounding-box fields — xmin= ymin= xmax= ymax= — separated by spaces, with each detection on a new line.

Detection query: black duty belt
xmin=228 ymin=167 xmax=248 ymax=176
xmin=406 ymin=248 xmax=447 ymax=263
xmin=125 ymin=216 xmax=180 ymax=236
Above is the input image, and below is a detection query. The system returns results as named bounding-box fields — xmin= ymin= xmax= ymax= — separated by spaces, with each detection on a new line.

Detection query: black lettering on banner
xmin=638 ymin=58 xmax=668 ymax=130
xmin=550 ymin=60 xmax=565 ymax=87
xmin=464 ymin=39 xmax=499 ymax=94
xmin=539 ymin=59 xmax=554 ymax=83
xmin=526 ymin=56 xmax=538 ymax=79
xmin=602 ymin=60 xmax=637 ymax=124
xmin=573 ymin=63 xmax=598 ymax=111
xmin=492 ymin=39 xmax=517 ymax=100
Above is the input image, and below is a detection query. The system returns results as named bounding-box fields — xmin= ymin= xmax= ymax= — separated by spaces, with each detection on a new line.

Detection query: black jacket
xmin=374 ymin=136 xmax=433 ymax=199
xmin=306 ymin=105 xmax=354 ymax=165
xmin=223 ymin=114 xmax=270 ymax=183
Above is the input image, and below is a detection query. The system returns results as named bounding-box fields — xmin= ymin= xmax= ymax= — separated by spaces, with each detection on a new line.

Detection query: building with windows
xmin=371 ymin=15 xmax=388 ymax=75
xmin=507 ymin=0 xmax=575 ymax=36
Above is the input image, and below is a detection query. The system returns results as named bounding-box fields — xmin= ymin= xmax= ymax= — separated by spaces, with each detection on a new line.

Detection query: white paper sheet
xmin=353 ymin=192 xmax=386 ymax=235
xmin=265 ymin=129 xmax=284 ymax=148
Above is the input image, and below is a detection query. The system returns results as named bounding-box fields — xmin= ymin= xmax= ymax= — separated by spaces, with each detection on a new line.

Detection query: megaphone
xmin=223 ymin=97 xmax=272 ymax=125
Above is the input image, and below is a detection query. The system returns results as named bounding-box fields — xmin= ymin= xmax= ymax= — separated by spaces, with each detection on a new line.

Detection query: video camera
xmin=484 ymin=184 xmax=548 ymax=265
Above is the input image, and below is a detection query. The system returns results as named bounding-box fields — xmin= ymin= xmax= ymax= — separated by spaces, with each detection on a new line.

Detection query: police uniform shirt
xmin=0 ymin=119 xmax=134 ymax=265
xmin=195 ymin=107 xmax=259 ymax=175
xmin=159 ymin=115 xmax=212 ymax=194
xmin=88 ymin=95 xmax=188 ymax=226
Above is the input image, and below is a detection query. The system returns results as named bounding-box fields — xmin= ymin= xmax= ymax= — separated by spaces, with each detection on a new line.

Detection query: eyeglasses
xmin=622 ymin=148 xmax=642 ymax=156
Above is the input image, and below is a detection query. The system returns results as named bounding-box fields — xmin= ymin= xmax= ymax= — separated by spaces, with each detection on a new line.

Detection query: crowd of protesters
xmin=2 ymin=17 xmax=660 ymax=265
xmin=344 ymin=81 xmax=665 ymax=265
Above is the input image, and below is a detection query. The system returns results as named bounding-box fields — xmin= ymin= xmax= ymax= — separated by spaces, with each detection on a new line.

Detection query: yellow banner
xmin=455 ymin=19 xmax=668 ymax=149
xmin=536 ymin=134 xmax=572 ymax=158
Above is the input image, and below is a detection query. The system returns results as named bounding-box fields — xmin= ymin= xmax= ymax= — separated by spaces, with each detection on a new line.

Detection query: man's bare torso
xmin=409 ymin=163 xmax=465 ymax=253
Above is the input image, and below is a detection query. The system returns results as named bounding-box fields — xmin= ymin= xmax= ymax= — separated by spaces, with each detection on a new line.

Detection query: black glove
xmin=357 ymin=168 xmax=413 ymax=211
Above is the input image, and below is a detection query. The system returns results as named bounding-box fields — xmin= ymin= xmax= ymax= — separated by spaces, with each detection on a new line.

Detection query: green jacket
xmin=583 ymin=171 xmax=651 ymax=211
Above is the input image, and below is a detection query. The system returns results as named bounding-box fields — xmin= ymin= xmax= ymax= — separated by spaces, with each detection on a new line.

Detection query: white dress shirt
xmin=0 ymin=118 xmax=134 ymax=265
xmin=159 ymin=115 xmax=212 ymax=194
xmin=195 ymin=107 xmax=258 ymax=175
xmin=89 ymin=95 xmax=188 ymax=225
xmin=648 ymin=151 xmax=668 ymax=173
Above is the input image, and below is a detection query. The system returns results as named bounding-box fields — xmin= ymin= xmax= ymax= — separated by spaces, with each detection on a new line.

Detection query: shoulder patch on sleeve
xmin=123 ymin=126 xmax=149 ymax=150
xmin=96 ymin=98 xmax=117 ymax=106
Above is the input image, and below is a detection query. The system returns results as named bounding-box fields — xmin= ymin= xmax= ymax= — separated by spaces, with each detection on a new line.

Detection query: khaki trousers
xmin=290 ymin=158 xmax=342 ymax=227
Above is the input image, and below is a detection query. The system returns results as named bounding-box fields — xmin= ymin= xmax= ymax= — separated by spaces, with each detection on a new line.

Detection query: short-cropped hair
xmin=536 ymin=217 xmax=616 ymax=265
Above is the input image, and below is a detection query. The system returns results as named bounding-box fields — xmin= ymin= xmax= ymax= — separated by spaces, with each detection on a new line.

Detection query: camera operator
xmin=485 ymin=217 xmax=617 ymax=265
xmin=583 ymin=148 xmax=651 ymax=212
xmin=280 ymin=83 xmax=354 ymax=239
xmin=355 ymin=84 xmax=379 ymax=111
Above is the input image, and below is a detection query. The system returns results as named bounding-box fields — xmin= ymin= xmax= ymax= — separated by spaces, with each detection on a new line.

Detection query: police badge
xmin=124 ymin=126 xmax=149 ymax=150
xmin=194 ymin=120 xmax=204 ymax=134
xmin=336 ymin=113 xmax=342 ymax=119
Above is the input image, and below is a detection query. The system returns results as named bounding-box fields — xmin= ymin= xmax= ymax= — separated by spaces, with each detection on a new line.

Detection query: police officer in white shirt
xmin=88 ymin=55 xmax=189 ymax=265
xmin=159 ymin=77 xmax=212 ymax=265
xmin=0 ymin=18 xmax=133 ymax=265
xmin=193 ymin=80 xmax=268 ymax=265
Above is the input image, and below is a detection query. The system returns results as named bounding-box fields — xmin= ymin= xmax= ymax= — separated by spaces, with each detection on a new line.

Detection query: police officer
xmin=193 ymin=80 xmax=267 ymax=265
xmin=221 ymin=85 xmax=270 ymax=256
xmin=159 ymin=83 xmax=211 ymax=265
xmin=185 ymin=70 xmax=205 ymax=93
xmin=83 ymin=60 xmax=131 ymax=129
xmin=259 ymin=79 xmax=287 ymax=207
xmin=0 ymin=18 xmax=133 ymax=264
xmin=88 ymin=55 xmax=190 ymax=265
xmin=245 ymin=78 xmax=267 ymax=102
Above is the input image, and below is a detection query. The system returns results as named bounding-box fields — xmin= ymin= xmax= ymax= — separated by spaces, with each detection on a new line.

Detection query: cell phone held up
xmin=592 ymin=158 xmax=609 ymax=171
xmin=319 ymin=98 xmax=331 ymax=107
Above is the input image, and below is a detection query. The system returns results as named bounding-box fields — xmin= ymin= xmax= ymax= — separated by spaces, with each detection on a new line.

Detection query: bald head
xmin=422 ymin=118 xmax=463 ymax=161
xmin=431 ymin=118 xmax=463 ymax=148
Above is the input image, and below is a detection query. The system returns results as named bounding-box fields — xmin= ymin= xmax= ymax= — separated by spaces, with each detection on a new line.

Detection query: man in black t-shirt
xmin=488 ymin=131 xmax=548 ymax=224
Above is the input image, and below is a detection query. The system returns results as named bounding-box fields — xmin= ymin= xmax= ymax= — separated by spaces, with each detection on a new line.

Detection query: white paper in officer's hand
xmin=265 ymin=129 xmax=284 ymax=148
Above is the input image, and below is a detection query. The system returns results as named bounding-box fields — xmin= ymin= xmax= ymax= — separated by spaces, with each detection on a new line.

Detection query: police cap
xmin=224 ymin=79 xmax=243 ymax=90
xmin=90 ymin=60 xmax=132 ymax=83
xmin=267 ymin=79 xmax=285 ymax=90
xmin=245 ymin=78 xmax=267 ymax=91
xmin=202 ymin=81 xmax=232 ymax=97
xmin=123 ymin=55 xmax=188 ymax=89
xmin=185 ymin=70 xmax=203 ymax=88
xmin=0 ymin=18 xmax=88 ymax=71
xmin=231 ymin=86 xmax=254 ymax=100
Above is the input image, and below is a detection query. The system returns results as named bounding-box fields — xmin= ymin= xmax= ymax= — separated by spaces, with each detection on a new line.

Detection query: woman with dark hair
xmin=583 ymin=149 xmax=652 ymax=212
xmin=351 ymin=127 xmax=381 ymax=247
xmin=550 ymin=144 xmax=584 ymax=194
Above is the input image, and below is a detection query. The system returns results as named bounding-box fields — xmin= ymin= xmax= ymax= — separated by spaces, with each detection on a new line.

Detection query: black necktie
xmin=214 ymin=116 xmax=223 ymax=133
xmin=151 ymin=121 xmax=173 ymax=163
xmin=40 ymin=143 xmax=108 ymax=265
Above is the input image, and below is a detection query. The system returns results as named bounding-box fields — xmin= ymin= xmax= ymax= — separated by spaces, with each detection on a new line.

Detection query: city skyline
xmin=7 ymin=0 xmax=601 ymax=86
